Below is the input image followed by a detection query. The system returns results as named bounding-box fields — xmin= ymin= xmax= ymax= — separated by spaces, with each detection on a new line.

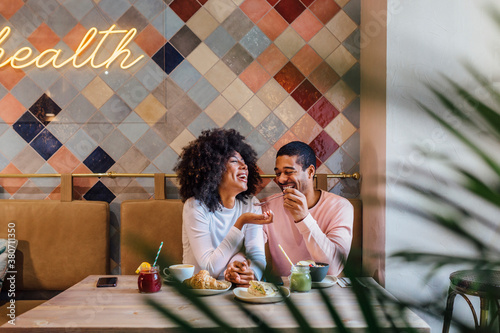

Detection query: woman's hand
xmin=224 ymin=260 xmax=255 ymax=286
xmin=233 ymin=210 xmax=273 ymax=230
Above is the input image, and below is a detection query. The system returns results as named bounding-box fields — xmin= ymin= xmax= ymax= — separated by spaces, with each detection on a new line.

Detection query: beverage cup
xmin=164 ymin=264 xmax=195 ymax=282
xmin=138 ymin=265 xmax=161 ymax=293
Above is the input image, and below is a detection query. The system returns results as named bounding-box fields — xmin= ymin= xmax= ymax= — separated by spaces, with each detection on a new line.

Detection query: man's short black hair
xmin=276 ymin=141 xmax=316 ymax=171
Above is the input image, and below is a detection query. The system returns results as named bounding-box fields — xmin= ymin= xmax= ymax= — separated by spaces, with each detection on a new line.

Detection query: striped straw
xmin=152 ymin=241 xmax=163 ymax=267
xmin=278 ymin=244 xmax=295 ymax=268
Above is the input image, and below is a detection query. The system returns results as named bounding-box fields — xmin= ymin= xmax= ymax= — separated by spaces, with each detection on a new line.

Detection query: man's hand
xmin=283 ymin=188 xmax=308 ymax=222
xmin=224 ymin=260 xmax=255 ymax=286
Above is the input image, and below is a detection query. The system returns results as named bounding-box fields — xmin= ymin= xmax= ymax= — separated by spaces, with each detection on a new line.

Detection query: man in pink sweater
xmin=225 ymin=141 xmax=353 ymax=283
xmin=263 ymin=141 xmax=354 ymax=278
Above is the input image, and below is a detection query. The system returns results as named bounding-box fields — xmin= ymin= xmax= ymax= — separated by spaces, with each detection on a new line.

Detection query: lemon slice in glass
xmin=135 ymin=262 xmax=151 ymax=274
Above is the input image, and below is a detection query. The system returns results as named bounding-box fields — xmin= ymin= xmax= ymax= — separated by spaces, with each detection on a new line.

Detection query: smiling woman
xmin=174 ymin=128 xmax=273 ymax=283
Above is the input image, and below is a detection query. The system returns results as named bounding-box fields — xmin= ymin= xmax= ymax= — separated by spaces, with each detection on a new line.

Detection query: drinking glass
xmin=138 ymin=265 xmax=161 ymax=293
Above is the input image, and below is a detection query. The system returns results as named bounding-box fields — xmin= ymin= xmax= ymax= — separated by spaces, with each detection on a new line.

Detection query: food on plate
xmin=247 ymin=281 xmax=279 ymax=297
xmin=297 ymin=260 xmax=326 ymax=267
xmin=183 ymin=270 xmax=230 ymax=290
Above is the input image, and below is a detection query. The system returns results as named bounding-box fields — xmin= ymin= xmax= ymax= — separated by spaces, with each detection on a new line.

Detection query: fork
xmin=254 ymin=192 xmax=284 ymax=206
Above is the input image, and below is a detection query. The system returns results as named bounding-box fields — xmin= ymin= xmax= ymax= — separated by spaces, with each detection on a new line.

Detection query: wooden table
xmin=1 ymin=275 xmax=430 ymax=332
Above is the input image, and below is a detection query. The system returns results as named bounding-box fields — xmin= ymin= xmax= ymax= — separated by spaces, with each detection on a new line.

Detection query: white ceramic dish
xmin=312 ymin=275 xmax=337 ymax=288
xmin=189 ymin=283 xmax=232 ymax=296
xmin=233 ymin=287 xmax=290 ymax=303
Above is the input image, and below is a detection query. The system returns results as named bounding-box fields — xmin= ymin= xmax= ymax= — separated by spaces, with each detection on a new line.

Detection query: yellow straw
xmin=278 ymin=244 xmax=295 ymax=268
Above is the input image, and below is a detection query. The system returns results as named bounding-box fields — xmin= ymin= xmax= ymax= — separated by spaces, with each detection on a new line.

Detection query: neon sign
xmin=0 ymin=25 xmax=145 ymax=69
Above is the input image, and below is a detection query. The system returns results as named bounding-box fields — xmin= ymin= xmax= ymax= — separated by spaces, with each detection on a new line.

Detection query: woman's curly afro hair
xmin=174 ymin=128 xmax=261 ymax=212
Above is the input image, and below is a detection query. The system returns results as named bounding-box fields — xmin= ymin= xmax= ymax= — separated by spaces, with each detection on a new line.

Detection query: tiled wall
xmin=0 ymin=0 xmax=360 ymax=272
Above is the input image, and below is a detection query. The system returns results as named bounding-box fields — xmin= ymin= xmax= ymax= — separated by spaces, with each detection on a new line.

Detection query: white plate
xmin=233 ymin=287 xmax=290 ymax=303
xmin=312 ymin=275 xmax=337 ymax=288
xmin=189 ymin=282 xmax=232 ymax=296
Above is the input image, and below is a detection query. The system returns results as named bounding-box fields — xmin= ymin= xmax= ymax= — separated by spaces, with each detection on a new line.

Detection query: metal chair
xmin=442 ymin=270 xmax=500 ymax=333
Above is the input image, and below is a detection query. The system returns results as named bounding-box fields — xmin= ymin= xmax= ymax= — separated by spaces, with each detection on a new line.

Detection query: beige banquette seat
xmin=0 ymin=175 xmax=109 ymax=325
xmin=120 ymin=174 xmax=363 ymax=276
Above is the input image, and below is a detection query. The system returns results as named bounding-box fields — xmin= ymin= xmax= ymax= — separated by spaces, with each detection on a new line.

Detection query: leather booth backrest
xmin=0 ymin=200 xmax=109 ymax=290
xmin=119 ymin=198 xmax=363 ymax=275
xmin=120 ymin=199 xmax=184 ymax=275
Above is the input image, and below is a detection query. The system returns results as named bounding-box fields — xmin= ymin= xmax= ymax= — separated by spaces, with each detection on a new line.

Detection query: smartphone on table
xmin=96 ymin=277 xmax=118 ymax=287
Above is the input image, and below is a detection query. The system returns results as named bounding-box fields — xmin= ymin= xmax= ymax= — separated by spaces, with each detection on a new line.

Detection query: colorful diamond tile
xmin=239 ymin=95 xmax=271 ymax=127
xmin=12 ymin=145 xmax=45 ymax=174
xmin=224 ymin=113 xmax=254 ymax=137
xmin=274 ymin=62 xmax=305 ymax=94
xmin=326 ymin=45 xmax=356 ymax=76
xmin=27 ymin=23 xmax=60 ymax=53
xmin=257 ymin=113 xmax=287 ymax=145
xmin=152 ymin=115 xmax=183 ymax=145
xmin=239 ymin=61 xmax=271 ymax=93
xmin=152 ymin=146 xmax=179 ymax=173
xmin=13 ymin=112 xmax=44 ymax=143
xmin=274 ymin=27 xmax=306 ymax=59
xmin=157 ymin=7 xmax=183 ymax=39
xmin=186 ymin=43 xmax=219 ymax=75
xmin=0 ymin=93 xmax=26 ymax=125
xmin=309 ymin=28 xmax=340 ymax=59
xmin=257 ymin=9 xmax=288 ymax=41
xmin=188 ymin=113 xmax=217 ymax=137
xmin=116 ymin=77 xmax=149 ymax=109
xmin=47 ymin=146 xmax=80 ymax=174
xmin=309 ymin=130 xmax=338 ymax=162
xmin=257 ymin=44 xmax=288 ymax=76
xmin=116 ymin=6 xmax=149 ymax=32
xmin=65 ymin=94 xmax=97 ymax=125
xmin=0 ymin=0 xmax=23 ymax=20
xmin=0 ymin=66 xmax=26 ymax=91
xmin=82 ymin=111 xmax=114 ymax=144
xmin=291 ymin=45 xmax=322 ymax=77
xmin=164 ymin=78 xmax=184 ymax=108
xmin=8 ymin=6 xmax=41 ymax=39
xmin=98 ymin=0 xmax=131 ymax=21
xmin=135 ymin=94 xmax=167 ymax=125
xmin=187 ymin=78 xmax=219 ymax=109
xmin=274 ymin=0 xmax=306 ymax=23
xmin=0 ymin=163 xmax=27 ymax=195
xmin=222 ymin=43 xmax=254 ymax=75
xmin=169 ymin=94 xmax=202 ymax=127
xmin=308 ymin=96 xmax=339 ymax=127
xmin=204 ymin=0 xmax=237 ymax=23
xmin=246 ymin=130 xmax=270 ymax=158
xmin=101 ymin=129 xmax=133 ymax=161
xmin=325 ymin=80 xmax=357 ymax=111
xmin=80 ymin=6 xmax=113 ymax=31
xmin=61 ymin=24 xmax=89 ymax=52
xmin=99 ymin=69 xmax=131 ymax=92
xmin=153 ymin=43 xmax=184 ymax=74
xmin=83 ymin=146 xmax=115 ymax=173
xmin=26 ymin=0 xmax=59 ymax=21
xmin=134 ymin=60 xmax=166 ymax=92
xmin=82 ymin=77 xmax=114 ymax=109
xmin=84 ymin=181 xmax=116 ymax=203
xmin=205 ymin=61 xmax=237 ymax=93
xmin=63 ymin=0 xmax=94 ymax=21
xmin=118 ymin=112 xmax=150 ymax=143
xmin=135 ymin=129 xmax=167 ymax=161
xmin=222 ymin=8 xmax=254 ymax=41
xmin=186 ymin=8 xmax=219 ymax=40
xmin=46 ymin=113 xmax=80 ymax=144
xmin=309 ymin=61 xmax=341 ymax=94
xmin=169 ymin=0 xmax=201 ymax=22
xmin=240 ymin=0 xmax=272 ymax=23
xmin=30 ymin=129 xmax=62 ymax=160
xmin=64 ymin=66 xmax=95 ymax=92
xmin=170 ymin=61 xmax=202 ymax=92
xmin=46 ymin=5 xmax=77 ymax=37
xmin=170 ymin=129 xmax=196 ymax=155
xmin=273 ymin=96 xmax=304 ymax=128
xmin=342 ymin=62 xmax=360 ymax=94
xmin=326 ymin=10 xmax=357 ymax=42
xmin=135 ymin=24 xmax=167 ymax=57
xmin=205 ymin=26 xmax=236 ymax=58
xmin=222 ymin=78 xmax=253 ymax=109
xmin=240 ymin=26 xmax=271 ymax=58
xmin=291 ymin=9 xmax=323 ymax=42
xmin=310 ymin=0 xmax=341 ymax=24
xmin=204 ymin=96 xmax=236 ymax=126
xmin=324 ymin=147 xmax=355 ymax=175
xmin=291 ymin=113 xmax=322 ymax=143
xmin=116 ymin=146 xmax=149 ymax=172
xmin=170 ymin=25 xmax=202 ymax=58
xmin=257 ymin=80 xmax=288 ymax=110
xmin=343 ymin=0 xmax=361 ymax=25
xmin=134 ymin=0 xmax=167 ymax=21
xmin=29 ymin=94 xmax=61 ymax=126
xmin=324 ymin=113 xmax=356 ymax=145
xmin=65 ymin=129 xmax=98 ymax=161
xmin=47 ymin=77 xmax=78 ymax=109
